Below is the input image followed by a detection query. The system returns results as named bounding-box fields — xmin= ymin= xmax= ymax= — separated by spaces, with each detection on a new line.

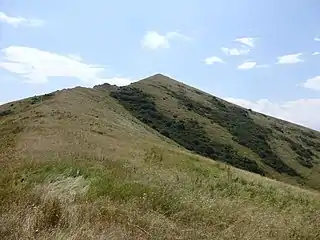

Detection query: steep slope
xmin=110 ymin=74 xmax=320 ymax=191
xmin=0 ymin=77 xmax=320 ymax=239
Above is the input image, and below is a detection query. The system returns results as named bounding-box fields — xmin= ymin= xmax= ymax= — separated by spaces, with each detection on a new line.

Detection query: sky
xmin=0 ymin=0 xmax=320 ymax=130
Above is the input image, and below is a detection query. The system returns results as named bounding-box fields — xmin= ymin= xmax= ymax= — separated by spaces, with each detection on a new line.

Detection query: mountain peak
xmin=150 ymin=73 xmax=168 ymax=78
xmin=144 ymin=73 xmax=176 ymax=81
xmin=137 ymin=73 xmax=184 ymax=87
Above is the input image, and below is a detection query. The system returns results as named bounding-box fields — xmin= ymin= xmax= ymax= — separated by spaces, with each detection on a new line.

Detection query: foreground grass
xmin=1 ymin=147 xmax=320 ymax=240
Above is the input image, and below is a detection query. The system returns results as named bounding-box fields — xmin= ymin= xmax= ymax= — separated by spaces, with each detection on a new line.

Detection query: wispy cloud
xmin=141 ymin=31 xmax=190 ymax=50
xmin=312 ymin=52 xmax=320 ymax=56
xmin=224 ymin=97 xmax=320 ymax=130
xmin=234 ymin=37 xmax=258 ymax=48
xmin=276 ymin=53 xmax=304 ymax=64
xmin=221 ymin=47 xmax=250 ymax=56
xmin=204 ymin=56 xmax=226 ymax=65
xmin=0 ymin=46 xmax=132 ymax=86
xmin=0 ymin=12 xmax=44 ymax=27
xmin=237 ymin=61 xmax=257 ymax=70
xmin=314 ymin=37 xmax=320 ymax=42
xmin=302 ymin=76 xmax=320 ymax=91
xmin=221 ymin=36 xmax=257 ymax=56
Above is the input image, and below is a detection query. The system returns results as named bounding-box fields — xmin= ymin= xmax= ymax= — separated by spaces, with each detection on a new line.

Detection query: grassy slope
xmin=0 ymin=81 xmax=319 ymax=239
xmin=125 ymin=74 xmax=320 ymax=191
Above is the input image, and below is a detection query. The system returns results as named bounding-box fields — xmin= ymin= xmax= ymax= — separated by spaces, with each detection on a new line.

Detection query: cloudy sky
xmin=0 ymin=0 xmax=320 ymax=130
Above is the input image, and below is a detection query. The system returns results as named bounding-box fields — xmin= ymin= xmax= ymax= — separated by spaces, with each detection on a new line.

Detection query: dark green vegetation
xmin=280 ymin=135 xmax=315 ymax=168
xmin=111 ymin=87 xmax=265 ymax=175
xmin=30 ymin=92 xmax=55 ymax=105
xmin=298 ymin=135 xmax=320 ymax=152
xmin=163 ymin=88 xmax=299 ymax=176
xmin=111 ymin=85 xmax=302 ymax=177
xmin=109 ymin=74 xmax=320 ymax=191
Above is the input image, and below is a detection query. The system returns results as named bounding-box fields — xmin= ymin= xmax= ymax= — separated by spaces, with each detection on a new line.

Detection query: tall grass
xmin=1 ymin=147 xmax=320 ymax=239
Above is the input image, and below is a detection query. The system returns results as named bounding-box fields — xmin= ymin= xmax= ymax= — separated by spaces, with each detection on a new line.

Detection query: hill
xmin=0 ymin=74 xmax=320 ymax=239
xmin=109 ymin=74 xmax=320 ymax=191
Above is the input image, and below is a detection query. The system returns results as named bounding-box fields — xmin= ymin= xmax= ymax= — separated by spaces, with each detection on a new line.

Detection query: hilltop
xmin=0 ymin=74 xmax=320 ymax=239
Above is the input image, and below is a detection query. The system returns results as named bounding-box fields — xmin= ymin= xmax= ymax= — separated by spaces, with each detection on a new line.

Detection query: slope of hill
xmin=0 ymin=74 xmax=320 ymax=239
xmin=110 ymin=74 xmax=320 ymax=191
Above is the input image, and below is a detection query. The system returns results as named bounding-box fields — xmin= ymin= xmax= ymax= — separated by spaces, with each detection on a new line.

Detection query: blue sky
xmin=1 ymin=0 xmax=320 ymax=130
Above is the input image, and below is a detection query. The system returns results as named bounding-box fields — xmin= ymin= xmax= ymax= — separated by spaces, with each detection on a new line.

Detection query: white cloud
xmin=276 ymin=53 xmax=304 ymax=64
xmin=221 ymin=37 xmax=257 ymax=57
xmin=0 ymin=46 xmax=132 ymax=86
xmin=234 ymin=37 xmax=257 ymax=48
xmin=314 ymin=37 xmax=320 ymax=42
xmin=302 ymin=76 xmax=320 ymax=91
xmin=224 ymin=97 xmax=320 ymax=130
xmin=221 ymin=47 xmax=250 ymax=56
xmin=141 ymin=31 xmax=190 ymax=50
xmin=204 ymin=56 xmax=226 ymax=65
xmin=312 ymin=51 xmax=320 ymax=56
xmin=67 ymin=54 xmax=83 ymax=61
xmin=0 ymin=12 xmax=44 ymax=27
xmin=255 ymin=64 xmax=269 ymax=68
xmin=237 ymin=61 xmax=257 ymax=70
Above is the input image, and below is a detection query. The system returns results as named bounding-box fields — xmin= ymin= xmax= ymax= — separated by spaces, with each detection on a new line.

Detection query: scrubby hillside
xmin=110 ymin=74 xmax=320 ymax=191
xmin=0 ymin=76 xmax=320 ymax=239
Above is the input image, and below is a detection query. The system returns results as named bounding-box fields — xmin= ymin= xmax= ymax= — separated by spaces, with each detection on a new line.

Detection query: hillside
xmin=109 ymin=74 xmax=320 ymax=191
xmin=0 ymin=74 xmax=320 ymax=239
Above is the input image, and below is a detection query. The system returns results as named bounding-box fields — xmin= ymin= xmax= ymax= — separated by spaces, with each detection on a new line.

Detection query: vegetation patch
xmin=162 ymin=89 xmax=299 ymax=177
xmin=0 ymin=109 xmax=14 ymax=117
xmin=298 ymin=136 xmax=320 ymax=152
xmin=110 ymin=87 xmax=265 ymax=175
xmin=30 ymin=93 xmax=55 ymax=105
xmin=272 ymin=124 xmax=285 ymax=133
xmin=0 ymin=119 xmax=24 ymax=153
xmin=301 ymin=130 xmax=318 ymax=140
xmin=279 ymin=136 xmax=315 ymax=168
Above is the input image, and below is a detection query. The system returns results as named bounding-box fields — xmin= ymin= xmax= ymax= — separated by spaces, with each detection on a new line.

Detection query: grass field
xmin=1 ymin=75 xmax=320 ymax=239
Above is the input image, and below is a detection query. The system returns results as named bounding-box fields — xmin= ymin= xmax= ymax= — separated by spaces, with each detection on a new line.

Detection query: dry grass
xmin=1 ymin=150 xmax=320 ymax=239
xmin=1 ymin=87 xmax=320 ymax=239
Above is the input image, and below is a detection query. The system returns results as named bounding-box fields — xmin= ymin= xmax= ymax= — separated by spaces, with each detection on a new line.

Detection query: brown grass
xmin=1 ymin=86 xmax=320 ymax=239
